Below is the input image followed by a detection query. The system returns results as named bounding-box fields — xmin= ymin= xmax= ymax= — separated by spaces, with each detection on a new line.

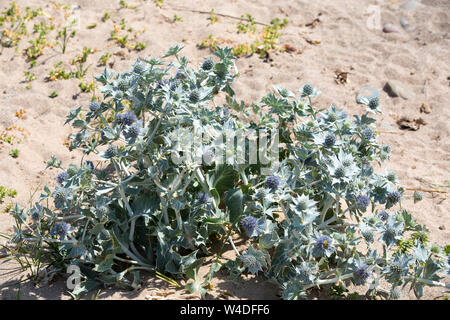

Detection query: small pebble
xmin=384 ymin=80 xmax=414 ymax=100
xmin=439 ymin=225 xmax=445 ymax=230
xmin=419 ymin=103 xmax=432 ymax=114
xmin=383 ymin=23 xmax=401 ymax=33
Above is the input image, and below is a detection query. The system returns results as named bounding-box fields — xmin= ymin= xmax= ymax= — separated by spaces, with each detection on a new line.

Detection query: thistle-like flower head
xmin=52 ymin=186 xmax=72 ymax=209
xmin=239 ymin=247 xmax=267 ymax=274
xmin=265 ymin=175 xmax=280 ymax=191
xmin=386 ymin=190 xmax=401 ymax=208
xmin=241 ymin=216 xmax=257 ymax=237
xmin=132 ymin=60 xmax=146 ymax=74
xmin=104 ymin=145 xmax=118 ymax=159
xmin=117 ymin=111 xmax=137 ymax=126
xmin=201 ymin=58 xmax=214 ymax=71
xmin=89 ymin=101 xmax=100 ymax=112
xmin=124 ymin=122 xmax=140 ymax=140
xmin=50 ymin=222 xmax=71 ymax=239
xmin=324 ymin=133 xmax=336 ymax=147
xmin=312 ymin=234 xmax=335 ymax=258
xmin=356 ymin=194 xmax=370 ymax=209
xmin=354 ymin=264 xmax=371 ymax=285
xmin=56 ymin=171 xmax=70 ymax=185
xmin=197 ymin=192 xmax=210 ymax=204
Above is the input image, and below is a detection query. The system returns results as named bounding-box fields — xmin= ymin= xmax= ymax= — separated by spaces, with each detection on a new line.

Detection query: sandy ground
xmin=0 ymin=0 xmax=448 ymax=300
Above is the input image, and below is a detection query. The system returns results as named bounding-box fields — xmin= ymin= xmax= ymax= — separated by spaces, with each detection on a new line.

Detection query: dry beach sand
xmin=0 ymin=0 xmax=448 ymax=300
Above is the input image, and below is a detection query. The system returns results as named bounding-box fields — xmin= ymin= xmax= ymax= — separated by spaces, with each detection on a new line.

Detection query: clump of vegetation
xmin=49 ymin=90 xmax=58 ymax=98
xmin=236 ymin=13 xmax=257 ymax=34
xmin=98 ymin=52 xmax=112 ymax=66
xmin=6 ymin=46 xmax=450 ymax=301
xmin=0 ymin=2 xmax=43 ymax=48
xmin=25 ymin=21 xmax=53 ymax=67
xmin=110 ymin=20 xmax=146 ymax=51
xmin=48 ymin=61 xmax=73 ymax=81
xmin=9 ymin=148 xmax=19 ymax=158
xmin=208 ymin=9 xmax=218 ymax=24
xmin=0 ymin=186 xmax=17 ymax=204
xmin=198 ymin=16 xmax=289 ymax=59
xmin=102 ymin=12 xmax=111 ymax=22
xmin=119 ymin=0 xmax=137 ymax=9
xmin=233 ymin=17 xmax=289 ymax=57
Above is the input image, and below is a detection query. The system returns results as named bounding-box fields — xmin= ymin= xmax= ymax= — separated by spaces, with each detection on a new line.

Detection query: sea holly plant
xmin=7 ymin=46 xmax=449 ymax=299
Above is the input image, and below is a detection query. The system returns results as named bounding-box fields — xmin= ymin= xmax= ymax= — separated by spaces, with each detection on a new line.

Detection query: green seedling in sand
xmin=3 ymin=203 xmax=13 ymax=213
xmin=78 ymin=80 xmax=96 ymax=93
xmin=173 ymin=14 xmax=183 ymax=22
xmin=24 ymin=71 xmax=36 ymax=89
xmin=153 ymin=0 xmax=164 ymax=8
xmin=9 ymin=148 xmax=19 ymax=158
xmin=57 ymin=19 xmax=77 ymax=54
xmin=102 ymin=12 xmax=111 ymax=22
xmin=48 ymin=61 xmax=73 ymax=81
xmin=197 ymin=34 xmax=233 ymax=51
xmin=232 ymin=17 xmax=288 ymax=58
xmin=0 ymin=186 xmax=17 ymax=204
xmin=110 ymin=22 xmax=146 ymax=51
xmin=208 ymin=9 xmax=218 ymax=24
xmin=119 ymin=0 xmax=137 ymax=9
xmin=0 ymin=132 xmax=14 ymax=144
xmin=98 ymin=52 xmax=112 ymax=66
xmin=236 ymin=14 xmax=257 ymax=34
xmin=49 ymin=90 xmax=58 ymax=98
xmin=24 ymin=71 xmax=36 ymax=82
xmin=71 ymin=47 xmax=95 ymax=79
xmin=86 ymin=23 xmax=97 ymax=29
xmin=25 ymin=21 xmax=53 ymax=66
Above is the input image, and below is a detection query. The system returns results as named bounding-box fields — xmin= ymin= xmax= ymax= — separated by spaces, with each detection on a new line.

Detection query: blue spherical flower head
xmin=241 ymin=216 xmax=257 ymax=237
xmin=324 ymin=133 xmax=336 ymax=147
xmin=89 ymin=101 xmax=100 ymax=112
xmin=386 ymin=191 xmax=401 ymax=208
xmin=170 ymin=79 xmax=181 ymax=91
xmin=356 ymin=195 xmax=370 ymax=209
xmin=361 ymin=127 xmax=374 ymax=140
xmin=368 ymin=96 xmax=379 ymax=110
xmin=265 ymin=175 xmax=280 ymax=191
xmin=104 ymin=145 xmax=118 ymax=159
xmin=124 ymin=122 xmax=140 ymax=140
xmin=132 ymin=61 xmax=146 ymax=74
xmin=117 ymin=111 xmax=137 ymax=126
xmin=201 ymin=58 xmax=214 ymax=71
xmin=197 ymin=192 xmax=210 ymax=204
xmin=50 ymin=222 xmax=70 ymax=239
xmin=56 ymin=171 xmax=70 ymax=184
xmin=353 ymin=264 xmax=370 ymax=285
xmin=52 ymin=187 xmax=71 ymax=209
xmin=302 ymin=83 xmax=314 ymax=96
xmin=312 ymin=235 xmax=335 ymax=257
xmin=377 ymin=210 xmax=389 ymax=221
xmin=175 ymin=69 xmax=187 ymax=79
